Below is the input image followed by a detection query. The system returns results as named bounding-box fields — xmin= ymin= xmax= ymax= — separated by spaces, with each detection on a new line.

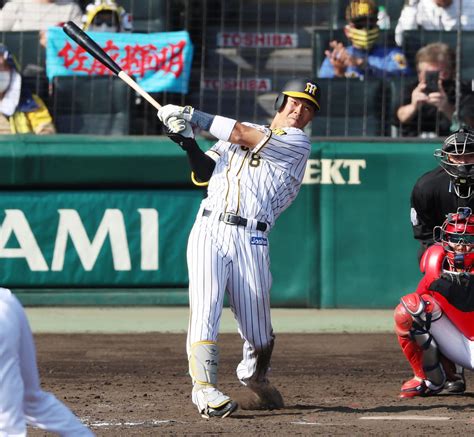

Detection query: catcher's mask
xmin=274 ymin=78 xmax=320 ymax=112
xmin=434 ymin=128 xmax=474 ymax=198
xmin=434 ymin=207 xmax=474 ymax=273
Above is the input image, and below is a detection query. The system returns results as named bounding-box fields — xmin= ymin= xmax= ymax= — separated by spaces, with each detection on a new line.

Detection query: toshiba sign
xmin=217 ymin=32 xmax=298 ymax=48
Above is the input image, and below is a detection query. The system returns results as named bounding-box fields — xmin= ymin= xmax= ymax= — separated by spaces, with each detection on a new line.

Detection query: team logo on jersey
xmin=249 ymin=152 xmax=261 ymax=167
xmin=250 ymin=236 xmax=268 ymax=246
xmin=271 ymin=128 xmax=286 ymax=136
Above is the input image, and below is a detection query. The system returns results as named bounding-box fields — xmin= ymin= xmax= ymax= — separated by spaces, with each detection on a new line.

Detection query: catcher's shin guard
xmin=397 ymin=335 xmax=426 ymax=398
xmin=395 ymin=294 xmax=445 ymax=397
xmin=189 ymin=341 xmax=237 ymax=419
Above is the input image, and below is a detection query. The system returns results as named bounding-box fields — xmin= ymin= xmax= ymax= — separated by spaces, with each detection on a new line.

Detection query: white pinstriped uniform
xmin=186 ymin=123 xmax=311 ymax=383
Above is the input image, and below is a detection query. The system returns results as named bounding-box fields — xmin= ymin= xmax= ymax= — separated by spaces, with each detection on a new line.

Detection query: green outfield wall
xmin=0 ymin=135 xmax=439 ymax=308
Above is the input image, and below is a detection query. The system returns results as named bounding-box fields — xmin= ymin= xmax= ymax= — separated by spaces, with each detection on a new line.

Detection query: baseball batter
xmin=0 ymin=287 xmax=94 ymax=436
xmin=157 ymin=78 xmax=319 ymax=419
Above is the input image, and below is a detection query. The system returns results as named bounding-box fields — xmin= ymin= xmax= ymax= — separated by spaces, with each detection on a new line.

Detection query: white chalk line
xmin=291 ymin=415 xmax=454 ymax=426
xmin=84 ymin=419 xmax=185 ymax=428
xmin=360 ymin=416 xmax=452 ymax=421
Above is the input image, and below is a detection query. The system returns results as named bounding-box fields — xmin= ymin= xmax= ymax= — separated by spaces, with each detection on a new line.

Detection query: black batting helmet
xmin=274 ymin=78 xmax=320 ymax=112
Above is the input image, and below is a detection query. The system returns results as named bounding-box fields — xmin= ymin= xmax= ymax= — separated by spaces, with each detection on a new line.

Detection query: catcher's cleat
xmin=399 ymin=377 xmax=444 ymax=398
xmin=443 ymin=375 xmax=466 ymax=394
xmin=439 ymin=356 xmax=466 ymax=394
xmin=201 ymin=399 xmax=238 ymax=419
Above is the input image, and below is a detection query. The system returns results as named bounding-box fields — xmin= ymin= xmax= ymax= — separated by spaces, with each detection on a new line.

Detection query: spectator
xmin=318 ymin=0 xmax=410 ymax=78
xmin=82 ymin=0 xmax=132 ymax=33
xmin=0 ymin=0 xmax=83 ymax=47
xmin=0 ymin=0 xmax=82 ymax=31
xmin=394 ymin=42 xmax=471 ymax=137
xmin=395 ymin=0 xmax=474 ymax=47
xmin=0 ymin=44 xmax=55 ymax=134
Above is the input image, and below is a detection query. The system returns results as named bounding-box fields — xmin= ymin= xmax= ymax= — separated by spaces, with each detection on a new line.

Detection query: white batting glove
xmin=157 ymin=104 xmax=194 ymax=125
xmin=166 ymin=116 xmax=194 ymax=138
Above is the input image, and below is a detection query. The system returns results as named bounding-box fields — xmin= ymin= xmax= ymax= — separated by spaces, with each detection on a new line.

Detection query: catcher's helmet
xmin=434 ymin=207 xmax=474 ymax=273
xmin=274 ymin=78 xmax=320 ymax=112
xmin=434 ymin=128 xmax=474 ymax=198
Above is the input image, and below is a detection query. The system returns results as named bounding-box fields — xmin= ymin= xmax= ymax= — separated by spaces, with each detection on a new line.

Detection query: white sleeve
xmin=255 ymin=127 xmax=311 ymax=181
xmin=0 ymin=3 xmax=19 ymax=31
xmin=395 ymin=3 xmax=419 ymax=46
xmin=69 ymin=4 xmax=84 ymax=26
xmin=205 ymin=140 xmax=226 ymax=162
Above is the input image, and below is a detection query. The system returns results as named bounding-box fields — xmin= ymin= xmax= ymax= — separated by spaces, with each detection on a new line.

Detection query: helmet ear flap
xmin=274 ymin=93 xmax=287 ymax=111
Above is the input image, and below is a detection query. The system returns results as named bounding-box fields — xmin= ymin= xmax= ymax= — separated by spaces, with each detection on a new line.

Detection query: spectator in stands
xmin=0 ymin=44 xmax=55 ymax=134
xmin=394 ymin=42 xmax=471 ymax=137
xmin=0 ymin=0 xmax=83 ymax=47
xmin=395 ymin=0 xmax=474 ymax=47
xmin=82 ymin=0 xmax=132 ymax=33
xmin=318 ymin=0 xmax=410 ymax=79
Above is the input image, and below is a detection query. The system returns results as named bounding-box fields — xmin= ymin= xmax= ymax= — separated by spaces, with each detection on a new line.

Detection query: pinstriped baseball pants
xmin=186 ymin=213 xmax=275 ymax=383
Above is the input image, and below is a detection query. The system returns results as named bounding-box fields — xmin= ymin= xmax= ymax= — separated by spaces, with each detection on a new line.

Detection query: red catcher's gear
xmin=419 ymin=244 xmax=444 ymax=286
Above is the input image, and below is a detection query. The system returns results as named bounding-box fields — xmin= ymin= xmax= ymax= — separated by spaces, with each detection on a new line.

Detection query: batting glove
xmin=157 ymin=104 xmax=194 ymax=125
xmin=166 ymin=116 xmax=194 ymax=138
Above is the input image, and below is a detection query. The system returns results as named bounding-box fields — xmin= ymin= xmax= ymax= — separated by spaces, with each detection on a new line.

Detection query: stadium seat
xmin=51 ymin=75 xmax=132 ymax=135
xmin=402 ymin=30 xmax=474 ymax=79
xmin=386 ymin=76 xmax=412 ymax=137
xmin=311 ymin=78 xmax=389 ymax=137
xmin=119 ymin=0 xmax=167 ymax=33
xmin=0 ymin=31 xmax=45 ymax=76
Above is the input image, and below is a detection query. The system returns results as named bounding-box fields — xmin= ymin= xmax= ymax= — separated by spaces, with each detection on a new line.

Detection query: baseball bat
xmin=62 ymin=21 xmax=162 ymax=110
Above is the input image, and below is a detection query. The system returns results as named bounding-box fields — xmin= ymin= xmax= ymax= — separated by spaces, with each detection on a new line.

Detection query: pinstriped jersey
xmin=202 ymin=123 xmax=311 ymax=229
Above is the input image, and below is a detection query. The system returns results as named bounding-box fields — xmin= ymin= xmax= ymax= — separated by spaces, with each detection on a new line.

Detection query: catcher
xmin=395 ymin=207 xmax=474 ymax=397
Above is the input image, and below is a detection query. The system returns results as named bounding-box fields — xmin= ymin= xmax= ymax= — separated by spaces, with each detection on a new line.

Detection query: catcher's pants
xmin=430 ymin=314 xmax=474 ymax=370
xmin=0 ymin=288 xmax=94 ymax=437
xmin=186 ymin=211 xmax=275 ymax=383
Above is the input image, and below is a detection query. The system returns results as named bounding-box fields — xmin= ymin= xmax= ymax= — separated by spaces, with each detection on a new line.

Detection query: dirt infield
xmin=29 ymin=333 xmax=474 ymax=436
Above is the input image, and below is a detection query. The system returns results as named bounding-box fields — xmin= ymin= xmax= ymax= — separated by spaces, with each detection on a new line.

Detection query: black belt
xmin=202 ymin=209 xmax=267 ymax=232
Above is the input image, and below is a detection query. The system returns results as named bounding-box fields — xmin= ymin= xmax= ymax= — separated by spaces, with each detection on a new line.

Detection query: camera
xmin=424 ymin=70 xmax=440 ymax=94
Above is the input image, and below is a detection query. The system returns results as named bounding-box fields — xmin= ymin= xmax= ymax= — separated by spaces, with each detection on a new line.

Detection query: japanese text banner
xmin=46 ymin=27 xmax=194 ymax=93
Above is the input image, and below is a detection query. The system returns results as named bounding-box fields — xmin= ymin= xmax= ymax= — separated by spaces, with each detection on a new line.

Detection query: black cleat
xmin=443 ymin=378 xmax=466 ymax=394
xmin=201 ymin=400 xmax=238 ymax=419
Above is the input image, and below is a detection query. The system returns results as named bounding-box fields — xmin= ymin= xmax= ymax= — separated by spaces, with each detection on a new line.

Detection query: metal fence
xmin=0 ymin=0 xmax=472 ymax=137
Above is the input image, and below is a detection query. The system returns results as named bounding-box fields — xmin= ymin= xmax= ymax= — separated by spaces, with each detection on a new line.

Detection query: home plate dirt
xmin=27 ymin=333 xmax=474 ymax=436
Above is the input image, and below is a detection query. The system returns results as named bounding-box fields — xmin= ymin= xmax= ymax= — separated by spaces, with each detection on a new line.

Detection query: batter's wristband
xmin=190 ymin=109 xmax=214 ymax=131
xmin=191 ymin=110 xmax=236 ymax=142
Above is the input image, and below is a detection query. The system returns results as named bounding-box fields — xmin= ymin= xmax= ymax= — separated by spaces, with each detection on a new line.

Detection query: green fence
xmin=0 ymin=135 xmax=439 ymax=307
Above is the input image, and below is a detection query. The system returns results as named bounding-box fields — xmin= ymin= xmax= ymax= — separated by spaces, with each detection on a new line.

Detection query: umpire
xmin=410 ymin=127 xmax=474 ymax=394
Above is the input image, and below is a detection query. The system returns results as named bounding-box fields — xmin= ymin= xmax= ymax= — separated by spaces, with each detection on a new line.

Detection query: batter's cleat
xmin=201 ymin=399 xmax=238 ymax=419
xmin=239 ymin=379 xmax=285 ymax=410
xmin=193 ymin=387 xmax=238 ymax=419
xmin=399 ymin=377 xmax=443 ymax=398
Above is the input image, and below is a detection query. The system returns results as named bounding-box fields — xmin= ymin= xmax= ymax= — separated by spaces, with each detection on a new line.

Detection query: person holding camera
xmin=394 ymin=42 xmax=472 ymax=137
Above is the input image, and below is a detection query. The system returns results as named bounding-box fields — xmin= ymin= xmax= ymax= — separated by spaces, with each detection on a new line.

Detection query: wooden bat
xmin=62 ymin=21 xmax=162 ymax=110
